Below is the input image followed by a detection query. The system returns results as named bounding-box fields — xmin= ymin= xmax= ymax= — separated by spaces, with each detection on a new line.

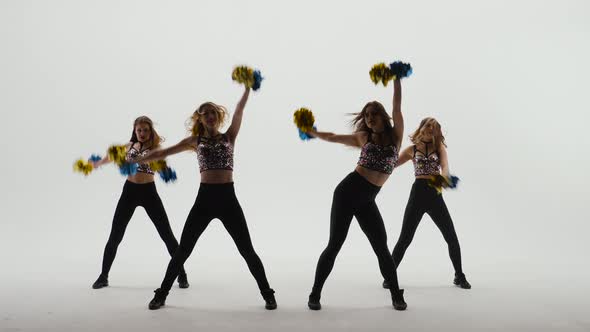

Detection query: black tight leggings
xmin=100 ymin=181 xmax=185 ymax=277
xmin=392 ymin=179 xmax=464 ymax=275
xmin=312 ymin=171 xmax=401 ymax=296
xmin=158 ymin=182 xmax=271 ymax=293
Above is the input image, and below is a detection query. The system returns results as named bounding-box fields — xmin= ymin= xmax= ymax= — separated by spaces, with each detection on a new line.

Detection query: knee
xmin=105 ymin=235 xmax=124 ymax=249
xmin=394 ymin=237 xmax=413 ymax=250
xmin=320 ymin=245 xmax=341 ymax=262
xmin=238 ymin=245 xmax=258 ymax=260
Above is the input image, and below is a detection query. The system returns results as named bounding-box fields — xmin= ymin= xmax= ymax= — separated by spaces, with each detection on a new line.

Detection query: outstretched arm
xmin=226 ymin=87 xmax=250 ymax=143
xmin=394 ymin=145 xmax=413 ymax=169
xmin=307 ymin=129 xmax=365 ymax=148
xmin=134 ymin=137 xmax=195 ymax=164
xmin=391 ymin=79 xmax=404 ymax=149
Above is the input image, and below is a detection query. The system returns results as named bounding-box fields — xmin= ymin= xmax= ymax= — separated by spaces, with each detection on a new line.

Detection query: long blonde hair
xmin=410 ymin=117 xmax=446 ymax=150
xmin=130 ymin=116 xmax=163 ymax=148
xmin=187 ymin=102 xmax=228 ymax=136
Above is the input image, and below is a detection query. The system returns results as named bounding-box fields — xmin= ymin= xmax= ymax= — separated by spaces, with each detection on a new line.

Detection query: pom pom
xmin=88 ymin=154 xmax=102 ymax=163
xmin=252 ymin=69 xmax=263 ymax=91
xmin=119 ymin=162 xmax=138 ymax=176
xmin=73 ymin=158 xmax=94 ymax=176
xmin=293 ymin=107 xmax=315 ymax=133
xmin=107 ymin=145 xmax=127 ymax=166
xmin=428 ymin=174 xmax=460 ymax=193
xmin=369 ymin=63 xmax=396 ymax=86
xmin=389 ymin=61 xmax=413 ymax=79
xmin=159 ymin=167 xmax=177 ymax=183
xmin=149 ymin=160 xmax=168 ymax=173
xmin=232 ymin=66 xmax=263 ymax=91
xmin=298 ymin=126 xmax=317 ymax=141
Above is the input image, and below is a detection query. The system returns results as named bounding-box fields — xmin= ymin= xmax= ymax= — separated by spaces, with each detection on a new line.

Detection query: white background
xmin=1 ymin=0 xmax=589 ymax=331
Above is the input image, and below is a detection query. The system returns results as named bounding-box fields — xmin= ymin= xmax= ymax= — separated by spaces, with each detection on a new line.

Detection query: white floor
xmin=2 ymin=257 xmax=588 ymax=332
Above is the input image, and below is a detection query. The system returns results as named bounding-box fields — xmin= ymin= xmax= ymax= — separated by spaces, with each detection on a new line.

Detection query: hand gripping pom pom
xmin=232 ymin=66 xmax=263 ymax=91
xmin=389 ymin=61 xmax=413 ymax=79
xmin=88 ymin=154 xmax=102 ymax=163
xmin=293 ymin=108 xmax=315 ymax=133
xmin=108 ymin=145 xmax=128 ymax=166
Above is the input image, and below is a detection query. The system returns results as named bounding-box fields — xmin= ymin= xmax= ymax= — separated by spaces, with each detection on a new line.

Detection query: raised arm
xmin=226 ymin=87 xmax=251 ymax=143
xmin=391 ymin=79 xmax=404 ymax=149
xmin=134 ymin=136 xmax=195 ymax=164
xmin=307 ymin=129 xmax=365 ymax=148
xmin=394 ymin=145 xmax=413 ymax=169
xmin=438 ymin=144 xmax=450 ymax=177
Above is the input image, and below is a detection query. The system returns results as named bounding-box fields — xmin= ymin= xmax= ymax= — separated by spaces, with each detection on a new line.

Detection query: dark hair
xmin=350 ymin=101 xmax=396 ymax=143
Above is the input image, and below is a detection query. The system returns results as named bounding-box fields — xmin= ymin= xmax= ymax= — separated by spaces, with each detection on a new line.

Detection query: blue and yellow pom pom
xmin=108 ymin=145 xmax=127 ymax=166
xmin=149 ymin=160 xmax=168 ymax=173
xmin=428 ymin=174 xmax=460 ymax=193
xmin=298 ymin=126 xmax=317 ymax=141
xmin=389 ymin=61 xmax=413 ymax=79
xmin=232 ymin=66 xmax=263 ymax=91
xmin=159 ymin=167 xmax=177 ymax=183
xmin=118 ymin=162 xmax=138 ymax=176
xmin=88 ymin=154 xmax=102 ymax=163
xmin=370 ymin=63 xmax=396 ymax=86
xmin=73 ymin=159 xmax=94 ymax=176
xmin=293 ymin=107 xmax=315 ymax=133
xmin=370 ymin=61 xmax=413 ymax=86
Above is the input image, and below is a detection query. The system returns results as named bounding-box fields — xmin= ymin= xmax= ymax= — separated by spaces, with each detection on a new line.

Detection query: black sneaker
xmin=454 ymin=274 xmax=471 ymax=289
xmin=177 ymin=273 xmax=189 ymax=289
xmin=391 ymin=289 xmax=407 ymax=311
xmin=261 ymin=289 xmax=277 ymax=310
xmin=308 ymin=293 xmax=321 ymax=311
xmin=92 ymin=275 xmax=109 ymax=289
xmin=382 ymin=279 xmax=391 ymax=289
xmin=148 ymin=288 xmax=169 ymax=310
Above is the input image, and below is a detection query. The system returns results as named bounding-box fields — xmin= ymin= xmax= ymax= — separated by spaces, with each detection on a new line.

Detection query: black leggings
xmin=158 ymin=182 xmax=271 ymax=293
xmin=312 ymin=171 xmax=401 ymax=295
xmin=100 ymin=181 xmax=185 ymax=277
xmin=392 ymin=179 xmax=464 ymax=275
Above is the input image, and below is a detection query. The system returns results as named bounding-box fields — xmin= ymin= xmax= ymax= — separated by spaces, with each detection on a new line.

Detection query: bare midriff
xmin=200 ymin=169 xmax=234 ymax=184
xmin=354 ymin=165 xmax=390 ymax=187
xmin=126 ymin=172 xmax=155 ymax=184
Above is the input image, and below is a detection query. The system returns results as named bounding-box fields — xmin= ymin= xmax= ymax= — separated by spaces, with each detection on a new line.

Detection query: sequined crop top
xmin=126 ymin=144 xmax=154 ymax=175
xmin=412 ymin=145 xmax=441 ymax=176
xmin=196 ymin=134 xmax=234 ymax=173
xmin=357 ymin=133 xmax=398 ymax=175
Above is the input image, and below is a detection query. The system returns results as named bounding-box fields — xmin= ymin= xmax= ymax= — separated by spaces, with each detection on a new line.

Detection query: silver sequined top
xmin=196 ymin=134 xmax=234 ymax=173
xmin=412 ymin=145 xmax=441 ymax=176
xmin=126 ymin=145 xmax=154 ymax=175
xmin=357 ymin=134 xmax=398 ymax=175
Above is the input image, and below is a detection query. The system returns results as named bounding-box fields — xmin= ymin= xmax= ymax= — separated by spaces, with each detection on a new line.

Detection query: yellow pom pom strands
xmin=370 ymin=61 xmax=413 ymax=86
xmin=149 ymin=160 xmax=168 ymax=173
xmin=293 ymin=108 xmax=315 ymax=133
xmin=369 ymin=63 xmax=396 ymax=86
xmin=107 ymin=145 xmax=127 ymax=166
xmin=73 ymin=158 xmax=94 ymax=176
xmin=232 ymin=66 xmax=263 ymax=91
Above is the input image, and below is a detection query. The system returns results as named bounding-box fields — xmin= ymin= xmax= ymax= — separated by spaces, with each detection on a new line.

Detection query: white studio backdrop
xmin=1 ymin=0 xmax=589 ymax=330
